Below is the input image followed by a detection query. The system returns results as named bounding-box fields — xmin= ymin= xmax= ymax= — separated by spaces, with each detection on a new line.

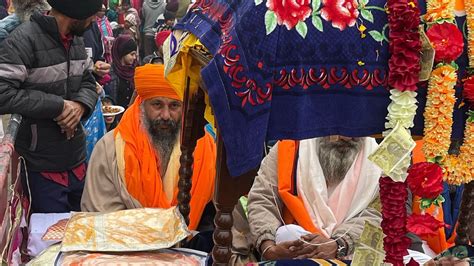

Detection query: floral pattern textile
xmin=266 ymin=0 xmax=312 ymax=30
xmin=172 ymin=0 xmax=468 ymax=177
xmin=320 ymin=0 xmax=360 ymax=31
xmin=176 ymin=0 xmax=393 ymax=177
xmin=61 ymin=208 xmax=190 ymax=253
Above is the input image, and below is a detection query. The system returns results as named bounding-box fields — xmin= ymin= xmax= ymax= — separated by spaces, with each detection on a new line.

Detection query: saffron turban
xmin=134 ymin=64 xmax=180 ymax=101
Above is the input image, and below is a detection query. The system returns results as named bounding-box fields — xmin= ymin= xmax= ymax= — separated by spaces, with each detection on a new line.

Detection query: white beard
xmin=317 ymin=138 xmax=362 ymax=187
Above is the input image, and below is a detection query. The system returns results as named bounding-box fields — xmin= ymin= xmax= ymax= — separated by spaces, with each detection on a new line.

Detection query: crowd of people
xmin=0 ymin=0 xmax=470 ymax=265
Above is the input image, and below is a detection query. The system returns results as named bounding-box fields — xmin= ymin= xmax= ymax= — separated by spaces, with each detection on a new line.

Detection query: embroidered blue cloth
xmin=176 ymin=0 xmax=468 ymax=177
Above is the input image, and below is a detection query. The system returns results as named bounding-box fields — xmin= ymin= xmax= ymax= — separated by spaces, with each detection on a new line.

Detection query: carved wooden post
xmin=455 ymin=181 xmax=474 ymax=245
xmin=177 ymin=80 xmax=207 ymax=225
xmin=212 ymin=138 xmax=256 ymax=265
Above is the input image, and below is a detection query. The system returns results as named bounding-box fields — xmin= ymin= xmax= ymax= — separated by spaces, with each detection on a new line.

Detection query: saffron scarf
xmin=114 ymin=97 xmax=216 ymax=230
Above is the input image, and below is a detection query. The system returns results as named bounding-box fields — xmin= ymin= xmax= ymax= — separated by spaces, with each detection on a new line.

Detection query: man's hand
xmin=96 ymin=83 xmax=103 ymax=94
xmin=93 ymin=61 xmax=111 ymax=77
xmin=261 ymin=240 xmax=303 ymax=260
xmin=292 ymin=234 xmax=338 ymax=259
xmin=55 ymin=100 xmax=85 ymax=139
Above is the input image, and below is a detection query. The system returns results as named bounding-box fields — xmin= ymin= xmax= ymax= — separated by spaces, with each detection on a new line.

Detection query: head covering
xmin=111 ymin=34 xmax=137 ymax=82
xmin=125 ymin=13 xmax=136 ymax=26
xmin=163 ymin=9 xmax=175 ymax=21
xmin=47 ymin=0 xmax=101 ymax=20
xmin=155 ymin=30 xmax=171 ymax=48
xmin=165 ymin=0 xmax=178 ymax=13
xmin=134 ymin=64 xmax=180 ymax=101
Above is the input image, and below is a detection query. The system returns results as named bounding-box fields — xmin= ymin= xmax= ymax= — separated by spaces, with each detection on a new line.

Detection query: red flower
xmin=320 ymin=0 xmax=359 ymax=31
xmin=266 ymin=0 xmax=312 ymax=30
xmin=407 ymin=213 xmax=444 ymax=238
xmin=387 ymin=0 xmax=421 ymax=92
xmin=426 ymin=23 xmax=464 ymax=63
xmin=464 ymin=75 xmax=474 ymax=108
xmin=407 ymin=162 xmax=444 ymax=199
xmin=379 ymin=176 xmax=411 ymax=266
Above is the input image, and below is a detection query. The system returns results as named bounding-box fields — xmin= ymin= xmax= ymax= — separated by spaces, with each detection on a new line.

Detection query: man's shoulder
xmin=0 ymin=14 xmax=21 ymax=32
xmin=3 ymin=20 xmax=40 ymax=42
xmin=101 ymin=130 xmax=117 ymax=146
xmin=91 ymin=130 xmax=117 ymax=160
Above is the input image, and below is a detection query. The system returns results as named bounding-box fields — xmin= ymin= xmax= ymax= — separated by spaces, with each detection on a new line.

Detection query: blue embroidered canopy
xmin=176 ymin=0 xmax=469 ymax=177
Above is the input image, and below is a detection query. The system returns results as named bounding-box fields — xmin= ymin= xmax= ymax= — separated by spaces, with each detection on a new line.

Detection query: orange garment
xmin=134 ymin=64 xmax=180 ymax=101
xmin=455 ymin=0 xmax=464 ymax=11
xmin=277 ymin=140 xmax=322 ymax=235
xmin=412 ymin=140 xmax=455 ymax=254
xmin=114 ymin=97 xmax=216 ymax=230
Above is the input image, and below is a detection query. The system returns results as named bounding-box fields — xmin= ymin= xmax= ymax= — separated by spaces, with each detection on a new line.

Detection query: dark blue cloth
xmin=441 ymin=182 xmax=464 ymax=240
xmin=176 ymin=0 xmax=468 ymax=177
xmin=22 ymin=169 xmax=85 ymax=213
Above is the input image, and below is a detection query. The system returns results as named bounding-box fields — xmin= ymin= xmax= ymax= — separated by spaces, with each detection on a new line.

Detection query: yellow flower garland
xmin=424 ymin=0 xmax=455 ymax=23
xmin=444 ymin=122 xmax=474 ymax=184
xmin=422 ymin=65 xmax=457 ymax=159
xmin=466 ymin=0 xmax=474 ymax=66
xmin=441 ymin=0 xmax=474 ymax=184
xmin=422 ymin=0 xmax=474 ymax=185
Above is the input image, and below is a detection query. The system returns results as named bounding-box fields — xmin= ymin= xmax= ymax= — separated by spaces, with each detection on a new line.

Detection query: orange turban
xmin=134 ymin=64 xmax=181 ymax=101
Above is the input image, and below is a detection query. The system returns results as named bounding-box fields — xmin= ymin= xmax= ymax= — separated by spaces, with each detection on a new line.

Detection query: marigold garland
xmin=444 ymin=118 xmax=474 ymax=184
xmin=422 ymin=65 xmax=457 ymax=159
xmin=424 ymin=0 xmax=455 ymax=23
xmin=421 ymin=0 xmax=474 ymax=185
xmin=466 ymin=0 xmax=474 ymax=66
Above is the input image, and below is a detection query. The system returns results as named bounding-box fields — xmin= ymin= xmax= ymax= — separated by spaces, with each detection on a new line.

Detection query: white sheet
xmin=27 ymin=213 xmax=71 ymax=258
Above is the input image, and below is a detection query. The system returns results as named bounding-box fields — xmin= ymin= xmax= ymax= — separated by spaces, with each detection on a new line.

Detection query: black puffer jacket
xmin=0 ymin=12 xmax=98 ymax=172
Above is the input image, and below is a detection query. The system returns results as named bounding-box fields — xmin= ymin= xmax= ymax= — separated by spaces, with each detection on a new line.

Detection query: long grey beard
xmin=317 ymin=138 xmax=363 ymax=187
xmin=140 ymin=108 xmax=179 ymax=174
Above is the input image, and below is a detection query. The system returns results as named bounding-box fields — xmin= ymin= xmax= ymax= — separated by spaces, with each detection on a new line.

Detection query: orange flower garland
xmin=424 ymin=0 xmax=455 ymax=23
xmin=422 ymin=65 xmax=457 ymax=159
xmin=441 ymin=0 xmax=474 ymax=185
xmin=444 ymin=120 xmax=474 ymax=184
xmin=422 ymin=0 xmax=474 ymax=185
xmin=466 ymin=1 xmax=474 ymax=66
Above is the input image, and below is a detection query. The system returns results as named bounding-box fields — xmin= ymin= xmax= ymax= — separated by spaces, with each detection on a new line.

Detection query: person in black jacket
xmin=0 ymin=0 xmax=101 ymax=213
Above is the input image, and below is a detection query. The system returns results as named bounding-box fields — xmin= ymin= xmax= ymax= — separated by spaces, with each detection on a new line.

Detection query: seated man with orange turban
xmin=81 ymin=64 xmax=217 ymax=251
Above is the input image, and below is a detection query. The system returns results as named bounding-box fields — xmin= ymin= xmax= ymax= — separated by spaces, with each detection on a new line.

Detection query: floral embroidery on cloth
xmin=172 ymin=0 xmax=468 ymax=177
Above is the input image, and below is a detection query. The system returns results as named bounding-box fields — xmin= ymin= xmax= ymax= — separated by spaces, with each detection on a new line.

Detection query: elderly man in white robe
xmin=247 ymin=136 xmax=382 ymax=260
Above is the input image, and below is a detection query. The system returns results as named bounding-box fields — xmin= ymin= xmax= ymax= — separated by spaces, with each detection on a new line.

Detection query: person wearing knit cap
xmin=47 ymin=0 xmax=101 ymax=20
xmin=82 ymin=64 xmax=217 ymax=252
xmin=0 ymin=0 xmax=101 ymax=213
xmin=104 ymin=34 xmax=138 ymax=108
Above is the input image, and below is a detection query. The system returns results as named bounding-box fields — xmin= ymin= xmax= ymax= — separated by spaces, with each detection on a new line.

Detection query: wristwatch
xmin=332 ymin=237 xmax=348 ymax=259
